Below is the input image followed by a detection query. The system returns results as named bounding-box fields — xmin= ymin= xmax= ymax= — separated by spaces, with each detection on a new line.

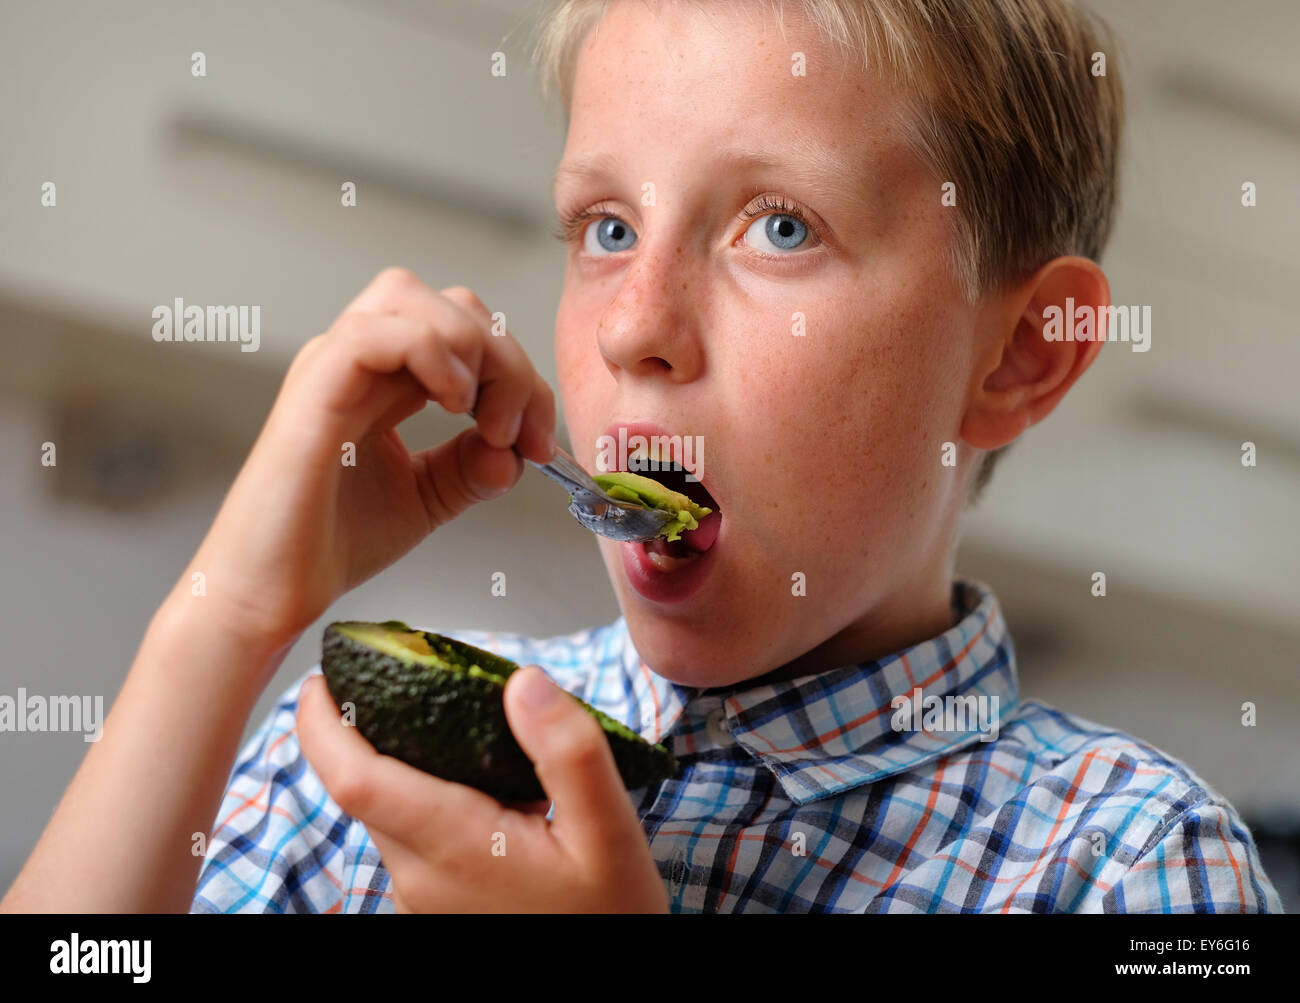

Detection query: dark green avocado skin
xmin=320 ymin=621 xmax=681 ymax=802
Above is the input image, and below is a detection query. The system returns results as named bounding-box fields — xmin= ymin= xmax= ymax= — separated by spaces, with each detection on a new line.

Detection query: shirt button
xmin=706 ymin=706 xmax=731 ymax=746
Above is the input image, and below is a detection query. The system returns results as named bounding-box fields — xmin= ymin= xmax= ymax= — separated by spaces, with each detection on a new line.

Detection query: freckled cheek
xmin=725 ymin=351 xmax=859 ymax=533
xmin=554 ymin=327 xmax=582 ymax=396
xmin=554 ymin=303 xmax=608 ymax=441
xmin=731 ymin=321 xmax=941 ymax=543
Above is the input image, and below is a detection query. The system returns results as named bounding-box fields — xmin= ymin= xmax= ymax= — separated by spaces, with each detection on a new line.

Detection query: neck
xmin=748 ymin=570 xmax=959 ymax=689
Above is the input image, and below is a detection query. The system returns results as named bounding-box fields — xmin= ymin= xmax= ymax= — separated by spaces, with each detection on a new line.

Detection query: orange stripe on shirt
xmin=738 ymin=619 xmax=991 ymax=759
xmin=217 ymin=727 xmax=299 ymax=831
xmin=999 ymin=749 xmax=1099 ymax=912
xmin=639 ymin=660 xmax=662 ymax=739
xmin=881 ymin=759 xmax=947 ymax=888
xmin=1212 ymin=811 xmax=1247 ymax=912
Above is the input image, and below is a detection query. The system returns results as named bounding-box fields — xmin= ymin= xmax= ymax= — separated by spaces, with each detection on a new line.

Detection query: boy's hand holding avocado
xmin=319 ymin=622 xmax=679 ymax=800
xmin=297 ymin=647 xmax=670 ymax=913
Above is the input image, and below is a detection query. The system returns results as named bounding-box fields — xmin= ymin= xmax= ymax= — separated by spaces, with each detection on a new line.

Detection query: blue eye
xmin=583 ymin=217 xmax=637 ymax=254
xmin=744 ymin=213 xmax=808 ymax=252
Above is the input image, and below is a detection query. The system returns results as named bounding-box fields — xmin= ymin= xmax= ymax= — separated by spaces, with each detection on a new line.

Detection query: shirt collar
xmin=618 ymin=579 xmax=1018 ymax=806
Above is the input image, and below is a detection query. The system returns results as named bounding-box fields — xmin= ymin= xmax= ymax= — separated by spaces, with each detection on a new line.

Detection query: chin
xmin=621 ymin=616 xmax=737 ymax=687
xmin=597 ymin=537 xmax=789 ymax=685
xmin=619 ymin=599 xmax=788 ymax=688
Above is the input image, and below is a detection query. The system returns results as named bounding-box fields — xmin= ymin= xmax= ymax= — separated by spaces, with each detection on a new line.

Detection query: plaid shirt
xmin=192 ymin=579 xmax=1282 ymax=913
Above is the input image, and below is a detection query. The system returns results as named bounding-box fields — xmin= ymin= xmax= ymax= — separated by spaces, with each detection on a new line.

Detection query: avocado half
xmin=591 ymin=470 xmax=712 ymax=542
xmin=320 ymin=620 xmax=681 ymax=802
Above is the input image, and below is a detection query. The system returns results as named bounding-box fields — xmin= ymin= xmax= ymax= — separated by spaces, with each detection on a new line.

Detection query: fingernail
xmin=471 ymin=477 xmax=510 ymax=500
xmin=447 ymin=356 xmax=475 ymax=409
xmin=519 ymin=667 xmax=561 ymax=711
xmin=506 ymin=411 xmax=523 ymax=446
xmin=462 ymin=433 xmax=512 ymax=498
xmin=545 ymin=430 xmax=556 ymax=459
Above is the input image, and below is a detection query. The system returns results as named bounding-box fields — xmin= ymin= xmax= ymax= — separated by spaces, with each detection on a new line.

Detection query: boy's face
xmin=553 ymin=1 xmax=979 ymax=687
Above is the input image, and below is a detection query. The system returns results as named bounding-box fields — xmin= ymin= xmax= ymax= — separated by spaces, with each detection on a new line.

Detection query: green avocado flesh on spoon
xmin=591 ymin=471 xmax=712 ymax=542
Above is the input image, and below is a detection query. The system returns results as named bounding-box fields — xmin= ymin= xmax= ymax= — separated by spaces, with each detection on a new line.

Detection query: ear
xmin=960 ymin=256 xmax=1110 ymax=450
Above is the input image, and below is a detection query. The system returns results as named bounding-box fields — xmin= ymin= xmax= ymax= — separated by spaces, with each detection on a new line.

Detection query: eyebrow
xmin=552 ymin=142 xmax=872 ymax=216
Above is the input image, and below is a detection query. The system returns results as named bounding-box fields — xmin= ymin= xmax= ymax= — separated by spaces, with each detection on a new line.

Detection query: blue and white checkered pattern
xmin=192 ymin=580 xmax=1283 ymax=913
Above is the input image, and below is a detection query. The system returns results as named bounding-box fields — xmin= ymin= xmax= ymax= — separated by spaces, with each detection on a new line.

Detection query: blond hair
xmin=530 ymin=0 xmax=1125 ymax=498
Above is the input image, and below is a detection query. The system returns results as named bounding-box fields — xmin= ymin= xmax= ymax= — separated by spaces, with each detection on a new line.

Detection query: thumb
xmin=503 ymin=666 xmax=638 ymax=859
xmin=409 ymin=427 xmax=522 ymax=529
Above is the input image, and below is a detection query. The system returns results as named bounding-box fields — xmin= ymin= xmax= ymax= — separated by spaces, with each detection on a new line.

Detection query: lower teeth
xmin=646 ymin=549 xmax=696 ymax=572
xmin=644 ymin=538 xmax=698 ymax=572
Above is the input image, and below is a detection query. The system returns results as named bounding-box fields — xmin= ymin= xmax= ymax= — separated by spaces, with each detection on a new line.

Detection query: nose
xmin=595 ymin=238 xmax=705 ymax=383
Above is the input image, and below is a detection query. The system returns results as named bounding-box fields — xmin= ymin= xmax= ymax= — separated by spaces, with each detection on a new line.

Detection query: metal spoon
xmin=528 ymin=444 xmax=678 ymax=543
xmin=467 ymin=409 xmax=674 ymax=543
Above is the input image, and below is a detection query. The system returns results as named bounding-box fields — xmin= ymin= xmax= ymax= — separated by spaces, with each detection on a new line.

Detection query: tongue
xmin=680 ymin=510 xmax=721 ymax=553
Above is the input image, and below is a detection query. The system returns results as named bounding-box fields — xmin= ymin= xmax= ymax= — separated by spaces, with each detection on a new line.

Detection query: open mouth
xmin=623 ymin=450 xmax=722 ymax=574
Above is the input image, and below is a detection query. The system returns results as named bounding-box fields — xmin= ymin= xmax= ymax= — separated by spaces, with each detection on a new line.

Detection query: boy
xmin=2 ymin=0 xmax=1282 ymax=912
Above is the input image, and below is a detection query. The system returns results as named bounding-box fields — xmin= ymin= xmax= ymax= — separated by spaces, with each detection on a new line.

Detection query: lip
xmin=619 ymin=529 xmax=721 ymax=603
xmin=596 ymin=419 xmax=723 ymax=605
xmin=596 ymin=419 xmax=713 ymax=496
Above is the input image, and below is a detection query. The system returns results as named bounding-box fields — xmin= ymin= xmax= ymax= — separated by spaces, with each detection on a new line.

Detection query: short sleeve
xmin=1097 ymin=799 xmax=1283 ymax=914
xmin=190 ymin=668 xmax=391 ymax=914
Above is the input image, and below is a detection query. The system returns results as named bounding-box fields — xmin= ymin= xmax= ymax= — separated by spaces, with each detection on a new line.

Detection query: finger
xmin=363 ymin=827 xmax=437 ymax=913
xmin=296 ymin=674 xmax=500 ymax=853
xmin=277 ymin=329 xmax=438 ymax=449
xmin=408 ymin=427 xmax=523 ymax=529
xmin=344 ymin=269 xmax=542 ymax=450
xmin=502 ymin=666 xmax=644 ymax=865
xmin=367 ymin=370 xmax=432 ymax=433
xmin=513 ymin=373 xmax=558 ymax=465
xmin=368 ymin=823 xmax=535 ymax=915
xmin=501 ymin=799 xmax=553 ymax=816
xmin=437 ymin=284 xmax=492 ymax=322
xmin=311 ymin=311 xmax=476 ymax=420
xmin=346 ymin=271 xmax=484 ymax=394
xmin=441 ymin=286 xmax=557 ymax=463
xmin=314 ymin=313 xmax=526 ymax=526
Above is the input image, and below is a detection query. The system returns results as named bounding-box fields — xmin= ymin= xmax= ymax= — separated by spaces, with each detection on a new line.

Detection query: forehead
xmin=557 ymin=0 xmax=914 ymax=195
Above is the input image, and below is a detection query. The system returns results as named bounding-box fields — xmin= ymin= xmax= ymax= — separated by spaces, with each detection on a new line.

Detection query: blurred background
xmin=0 ymin=0 xmax=1296 ymax=909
